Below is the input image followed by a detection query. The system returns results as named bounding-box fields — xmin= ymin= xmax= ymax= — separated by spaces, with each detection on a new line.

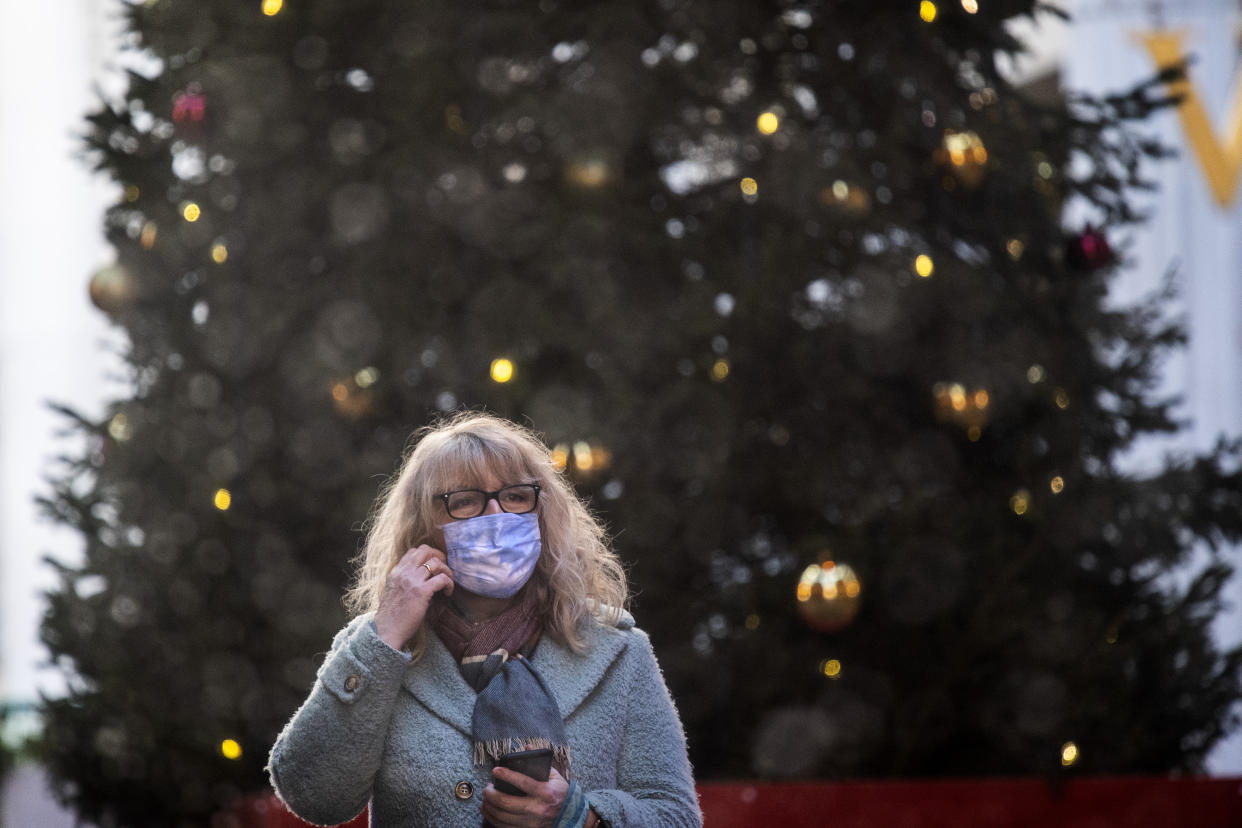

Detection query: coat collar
xmin=401 ymin=615 xmax=632 ymax=736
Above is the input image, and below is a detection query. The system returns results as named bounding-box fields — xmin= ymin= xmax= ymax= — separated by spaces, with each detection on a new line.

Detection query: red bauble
xmin=1066 ymin=226 xmax=1113 ymax=271
xmin=172 ymin=86 xmax=207 ymax=126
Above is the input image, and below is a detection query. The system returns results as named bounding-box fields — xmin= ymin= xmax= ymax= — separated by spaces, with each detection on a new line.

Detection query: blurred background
xmin=2 ymin=0 xmax=1240 ymax=825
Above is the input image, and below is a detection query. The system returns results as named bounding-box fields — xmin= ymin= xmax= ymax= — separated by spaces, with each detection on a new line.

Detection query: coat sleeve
xmin=585 ymin=629 xmax=703 ymax=828
xmin=266 ymin=615 xmax=412 ymax=827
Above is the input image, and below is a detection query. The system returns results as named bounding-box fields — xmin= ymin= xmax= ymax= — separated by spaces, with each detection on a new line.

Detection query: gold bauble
xmin=564 ymin=152 xmax=617 ymax=190
xmin=89 ymin=264 xmax=138 ymax=314
xmin=796 ymin=560 xmax=862 ymax=632
xmin=933 ymin=129 xmax=988 ymax=188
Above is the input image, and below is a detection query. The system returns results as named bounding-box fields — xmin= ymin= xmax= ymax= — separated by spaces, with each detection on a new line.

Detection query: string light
xmin=920 ymin=1 xmax=938 ymax=22
xmin=961 ymin=0 xmax=979 ymax=12
xmin=211 ymin=243 xmax=228 ymax=264
xmin=182 ymin=202 xmax=201 ymax=222
xmin=739 ymin=177 xmax=758 ymax=196
xmin=261 ymin=0 xmax=283 ymax=16
xmin=221 ymin=739 xmax=243 ymax=760
xmin=490 ymin=358 xmax=515 ymax=383
xmin=711 ymin=358 xmax=730 ymax=381
xmin=1061 ymin=741 xmax=1079 ymax=767
xmin=914 ymin=254 xmax=935 ymax=278
xmin=821 ymin=659 xmax=842 ymax=678
xmin=355 ymin=366 xmax=379 ymax=388
xmin=1009 ymin=489 xmax=1030 ymax=515
xmin=213 ymin=488 xmax=232 ymax=511
xmin=756 ymin=111 xmax=780 ymax=135
xmin=107 ymin=413 xmax=132 ymax=442
xmin=1050 ymin=475 xmax=1065 ymax=494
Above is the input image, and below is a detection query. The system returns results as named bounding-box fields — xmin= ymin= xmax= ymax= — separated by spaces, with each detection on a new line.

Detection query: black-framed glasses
xmin=437 ymin=484 xmax=542 ymax=520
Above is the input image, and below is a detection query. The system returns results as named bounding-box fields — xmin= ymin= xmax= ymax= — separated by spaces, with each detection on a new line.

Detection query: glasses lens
xmin=497 ymin=485 xmax=538 ymax=513
xmin=445 ymin=490 xmax=485 ymax=518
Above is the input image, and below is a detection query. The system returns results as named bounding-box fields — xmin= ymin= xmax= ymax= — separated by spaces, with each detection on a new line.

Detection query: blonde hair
xmin=345 ymin=411 xmax=628 ymax=654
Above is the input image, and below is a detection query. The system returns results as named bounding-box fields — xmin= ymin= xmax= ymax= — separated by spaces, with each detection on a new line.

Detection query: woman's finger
xmin=412 ymin=543 xmax=448 ymax=566
xmin=427 ymin=570 xmax=454 ymax=596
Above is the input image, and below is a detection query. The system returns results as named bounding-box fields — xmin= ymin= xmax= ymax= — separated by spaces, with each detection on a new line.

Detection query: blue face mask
xmin=441 ymin=512 xmax=542 ymax=598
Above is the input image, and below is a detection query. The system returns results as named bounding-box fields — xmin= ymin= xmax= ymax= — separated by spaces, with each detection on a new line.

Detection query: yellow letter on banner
xmin=1136 ymin=30 xmax=1242 ymax=207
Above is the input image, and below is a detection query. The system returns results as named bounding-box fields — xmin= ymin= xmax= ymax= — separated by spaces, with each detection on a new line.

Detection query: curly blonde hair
xmin=345 ymin=412 xmax=628 ymax=654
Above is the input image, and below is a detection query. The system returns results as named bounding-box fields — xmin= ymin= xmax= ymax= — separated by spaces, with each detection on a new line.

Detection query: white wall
xmin=1064 ymin=0 xmax=1242 ymax=774
xmin=0 ymin=0 xmax=124 ymax=715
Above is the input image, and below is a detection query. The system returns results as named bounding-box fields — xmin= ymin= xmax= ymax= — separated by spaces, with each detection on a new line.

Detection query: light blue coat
xmin=267 ymin=611 xmax=702 ymax=827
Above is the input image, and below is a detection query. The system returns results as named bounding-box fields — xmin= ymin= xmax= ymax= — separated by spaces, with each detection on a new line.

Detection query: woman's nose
xmin=482 ymin=495 xmax=504 ymax=515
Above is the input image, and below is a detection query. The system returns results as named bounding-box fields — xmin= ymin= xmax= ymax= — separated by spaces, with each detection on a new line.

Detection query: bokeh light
xmin=355 ymin=366 xmax=379 ymax=387
xmin=490 ymin=358 xmax=515 ymax=383
xmin=914 ymin=254 xmax=934 ymax=278
xmin=211 ymin=243 xmax=228 ymax=263
xmin=711 ymin=358 xmax=730 ymax=382
xmin=756 ymin=111 xmax=780 ymax=135
xmin=1061 ymin=741 xmax=1079 ymax=766
xmin=213 ymin=488 xmax=232 ymax=511
xmin=740 ymin=177 xmax=758 ymax=196
xmin=221 ymin=739 xmax=243 ymax=760
xmin=107 ymin=413 xmax=132 ymax=442
xmin=920 ymin=1 xmax=938 ymax=22
xmin=1009 ymin=489 xmax=1030 ymax=516
xmin=182 ymin=202 xmax=201 ymax=222
xmin=261 ymin=0 xmax=283 ymax=15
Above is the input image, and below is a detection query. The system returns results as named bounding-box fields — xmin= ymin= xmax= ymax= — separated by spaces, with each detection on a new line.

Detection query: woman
xmin=267 ymin=413 xmax=702 ymax=828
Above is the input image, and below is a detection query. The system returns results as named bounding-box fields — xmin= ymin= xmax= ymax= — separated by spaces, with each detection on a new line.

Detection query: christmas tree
xmin=41 ymin=0 xmax=1242 ymax=824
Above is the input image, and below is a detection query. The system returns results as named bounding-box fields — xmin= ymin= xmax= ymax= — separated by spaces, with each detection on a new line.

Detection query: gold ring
xmin=422 ymin=562 xmax=434 ymax=575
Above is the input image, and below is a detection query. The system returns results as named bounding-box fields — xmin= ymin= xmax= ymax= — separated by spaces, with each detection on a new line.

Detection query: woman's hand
xmin=480 ymin=767 xmax=569 ymax=828
xmin=372 ymin=545 xmax=454 ymax=650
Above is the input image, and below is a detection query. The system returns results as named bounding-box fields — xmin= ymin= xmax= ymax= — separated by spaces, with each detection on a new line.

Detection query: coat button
xmin=344 ymin=675 xmax=360 ymax=692
xmin=454 ymin=780 xmax=474 ymax=800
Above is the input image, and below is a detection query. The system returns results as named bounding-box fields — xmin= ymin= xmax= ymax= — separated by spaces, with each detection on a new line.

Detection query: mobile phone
xmin=494 ymin=747 xmax=553 ymax=796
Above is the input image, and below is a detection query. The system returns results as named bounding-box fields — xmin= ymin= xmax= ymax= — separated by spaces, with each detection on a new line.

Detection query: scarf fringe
xmin=473 ymin=737 xmax=571 ymax=769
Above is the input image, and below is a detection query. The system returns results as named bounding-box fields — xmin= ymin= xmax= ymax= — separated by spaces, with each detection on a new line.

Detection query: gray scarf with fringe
xmin=429 ymin=594 xmax=570 ymax=777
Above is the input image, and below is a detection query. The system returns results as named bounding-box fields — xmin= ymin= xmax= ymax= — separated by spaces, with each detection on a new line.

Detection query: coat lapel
xmin=400 ymin=616 xmax=632 ymax=733
xmin=530 ymin=618 xmax=630 ymax=721
xmin=401 ymin=631 xmax=476 ymax=736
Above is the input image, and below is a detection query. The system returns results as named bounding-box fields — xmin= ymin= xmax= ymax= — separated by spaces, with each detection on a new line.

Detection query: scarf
xmin=429 ymin=594 xmax=571 ymax=778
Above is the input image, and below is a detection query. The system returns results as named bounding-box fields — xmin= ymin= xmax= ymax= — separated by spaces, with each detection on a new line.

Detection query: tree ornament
xmin=932 ymin=381 xmax=991 ymax=439
xmin=172 ymin=84 xmax=207 ymax=134
xmin=1065 ymin=225 xmax=1114 ymax=271
xmin=934 ymin=129 xmax=988 ymax=188
xmin=564 ymin=151 xmax=618 ymax=190
xmin=88 ymin=264 xmax=137 ymax=314
xmin=796 ymin=560 xmax=863 ymax=632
